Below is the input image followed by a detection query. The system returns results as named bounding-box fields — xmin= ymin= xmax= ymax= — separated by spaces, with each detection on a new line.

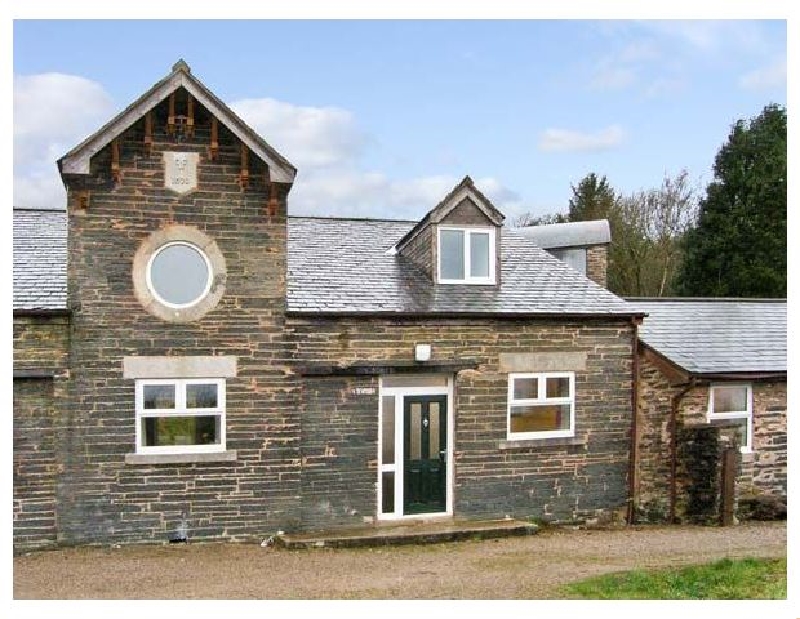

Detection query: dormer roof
xmin=57 ymin=59 xmax=297 ymax=184
xmin=394 ymin=176 xmax=504 ymax=252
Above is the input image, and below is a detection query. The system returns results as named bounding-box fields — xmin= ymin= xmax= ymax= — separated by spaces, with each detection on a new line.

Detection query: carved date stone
xmin=164 ymin=151 xmax=199 ymax=194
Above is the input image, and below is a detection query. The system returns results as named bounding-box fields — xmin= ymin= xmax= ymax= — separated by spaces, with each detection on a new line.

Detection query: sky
xmin=11 ymin=17 xmax=789 ymax=223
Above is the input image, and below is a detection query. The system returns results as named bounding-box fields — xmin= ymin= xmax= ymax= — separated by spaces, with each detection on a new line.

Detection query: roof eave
xmin=286 ymin=310 xmax=645 ymax=320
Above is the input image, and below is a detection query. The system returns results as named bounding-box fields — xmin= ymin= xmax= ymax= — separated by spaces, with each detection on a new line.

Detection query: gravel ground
xmin=13 ymin=522 xmax=786 ymax=599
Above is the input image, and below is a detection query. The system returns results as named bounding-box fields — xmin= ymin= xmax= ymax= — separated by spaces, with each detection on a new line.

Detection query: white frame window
xmin=707 ymin=384 xmax=753 ymax=453
xmin=507 ymin=372 xmax=575 ymax=440
xmin=437 ymin=226 xmax=496 ymax=285
xmin=135 ymin=378 xmax=226 ymax=454
xmin=146 ymin=241 xmax=214 ymax=309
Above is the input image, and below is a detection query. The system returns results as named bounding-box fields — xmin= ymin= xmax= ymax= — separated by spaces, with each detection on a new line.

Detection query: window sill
xmin=124 ymin=450 xmax=237 ymax=465
xmin=499 ymin=437 xmax=585 ymax=451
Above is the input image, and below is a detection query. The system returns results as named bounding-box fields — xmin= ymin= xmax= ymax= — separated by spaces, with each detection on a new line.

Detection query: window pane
xmin=709 ymin=416 xmax=749 ymax=449
xmin=513 ymin=377 xmax=538 ymax=400
xmin=713 ymin=386 xmax=748 ymax=413
xmin=546 ymin=377 xmax=571 ymax=398
xmin=149 ymin=243 xmax=210 ymax=306
xmin=143 ymin=384 xmax=175 ymax=410
xmin=142 ymin=415 xmax=221 ymax=447
xmin=440 ymin=229 xmax=465 ymax=280
xmin=382 ymin=472 xmax=395 ymax=514
xmin=186 ymin=383 xmax=218 ymax=409
xmin=510 ymin=404 xmax=571 ymax=434
xmin=382 ymin=396 xmax=395 ymax=465
xmin=469 ymin=232 xmax=490 ymax=278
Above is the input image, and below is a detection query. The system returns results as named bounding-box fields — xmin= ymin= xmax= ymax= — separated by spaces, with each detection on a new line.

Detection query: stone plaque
xmin=164 ymin=151 xmax=199 ymax=194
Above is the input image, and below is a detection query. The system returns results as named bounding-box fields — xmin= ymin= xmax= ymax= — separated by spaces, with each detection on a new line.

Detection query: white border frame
xmin=437 ymin=226 xmax=496 ymax=285
xmin=145 ymin=241 xmax=214 ymax=309
xmin=135 ymin=378 xmax=226 ymax=454
xmin=377 ymin=375 xmax=454 ymax=521
xmin=707 ymin=383 xmax=753 ymax=454
xmin=507 ymin=372 xmax=575 ymax=440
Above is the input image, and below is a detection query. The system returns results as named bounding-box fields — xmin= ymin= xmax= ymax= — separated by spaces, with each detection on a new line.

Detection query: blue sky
xmin=12 ymin=18 xmax=788 ymax=221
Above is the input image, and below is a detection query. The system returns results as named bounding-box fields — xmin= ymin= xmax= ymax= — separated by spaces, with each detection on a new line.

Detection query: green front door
xmin=403 ymin=395 xmax=447 ymax=514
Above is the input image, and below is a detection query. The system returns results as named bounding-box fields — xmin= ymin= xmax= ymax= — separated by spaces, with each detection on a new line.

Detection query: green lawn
xmin=562 ymin=557 xmax=786 ymax=600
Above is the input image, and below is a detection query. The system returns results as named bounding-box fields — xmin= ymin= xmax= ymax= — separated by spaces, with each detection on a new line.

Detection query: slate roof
xmin=13 ymin=208 xmax=68 ymax=311
xmin=515 ymin=219 xmax=611 ymax=249
xmin=13 ymin=210 xmax=641 ymax=317
xmin=287 ymin=217 xmax=638 ymax=316
xmin=627 ymin=299 xmax=787 ymax=375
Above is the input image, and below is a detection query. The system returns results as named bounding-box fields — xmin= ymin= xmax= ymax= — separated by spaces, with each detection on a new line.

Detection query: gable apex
xmin=57 ymin=59 xmax=297 ymax=184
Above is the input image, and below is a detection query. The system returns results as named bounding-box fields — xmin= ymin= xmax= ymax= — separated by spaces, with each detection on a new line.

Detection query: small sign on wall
xmin=352 ymin=387 xmax=376 ymax=396
xmin=164 ymin=152 xmax=199 ymax=194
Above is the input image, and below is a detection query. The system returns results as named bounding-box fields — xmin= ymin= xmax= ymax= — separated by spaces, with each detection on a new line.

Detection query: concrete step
xmin=274 ymin=518 xmax=538 ymax=550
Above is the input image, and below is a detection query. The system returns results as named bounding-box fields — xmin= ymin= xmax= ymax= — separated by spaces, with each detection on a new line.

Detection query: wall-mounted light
xmin=415 ymin=344 xmax=431 ymax=362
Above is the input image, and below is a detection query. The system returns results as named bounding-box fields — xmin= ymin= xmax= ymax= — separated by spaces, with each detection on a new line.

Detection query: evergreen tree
xmin=676 ymin=104 xmax=787 ymax=297
xmin=568 ymin=173 xmax=616 ymax=222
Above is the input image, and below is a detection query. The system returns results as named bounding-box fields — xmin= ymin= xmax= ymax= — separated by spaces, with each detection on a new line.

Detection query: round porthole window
xmin=133 ymin=225 xmax=226 ymax=323
xmin=147 ymin=241 xmax=212 ymax=308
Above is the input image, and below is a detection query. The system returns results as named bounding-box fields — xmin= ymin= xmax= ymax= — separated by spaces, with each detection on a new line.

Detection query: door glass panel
xmin=469 ymin=232 xmax=490 ymax=278
xmin=143 ymin=384 xmax=175 ymax=409
xmin=428 ymin=402 xmax=440 ymax=459
xmin=382 ymin=472 xmax=395 ymax=514
xmin=382 ymin=395 xmax=395 ymax=465
xmin=513 ymin=377 xmax=538 ymax=400
xmin=410 ymin=402 xmax=422 ymax=460
xmin=510 ymin=404 xmax=571 ymax=433
xmin=546 ymin=377 xmax=571 ymax=398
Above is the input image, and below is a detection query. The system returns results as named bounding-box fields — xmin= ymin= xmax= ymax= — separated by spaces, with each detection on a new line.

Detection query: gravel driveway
xmin=14 ymin=522 xmax=786 ymax=599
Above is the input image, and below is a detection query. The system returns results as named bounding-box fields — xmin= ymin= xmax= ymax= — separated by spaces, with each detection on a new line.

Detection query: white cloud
xmin=230 ymin=98 xmax=365 ymax=169
xmin=739 ymin=58 xmax=787 ymax=90
xmin=14 ymin=73 xmax=116 ymax=207
xmin=591 ymin=66 xmax=636 ymax=91
xmin=538 ymin=125 xmax=625 ymax=153
xmin=635 ymin=20 xmax=769 ymax=55
xmin=643 ymin=77 xmax=685 ymax=99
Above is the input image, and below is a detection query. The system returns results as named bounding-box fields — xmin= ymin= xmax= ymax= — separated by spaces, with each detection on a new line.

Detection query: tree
xmin=568 ymin=173 xmax=615 ymax=222
xmin=608 ymin=170 xmax=699 ymax=296
xmin=512 ymin=211 xmax=569 ymax=228
xmin=676 ymin=104 xmax=787 ymax=297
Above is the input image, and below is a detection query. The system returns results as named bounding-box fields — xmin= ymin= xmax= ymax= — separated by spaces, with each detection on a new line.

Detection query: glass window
xmin=136 ymin=379 xmax=226 ymax=454
xmin=507 ymin=372 xmax=575 ymax=440
xmin=439 ymin=229 xmax=465 ymax=281
xmin=148 ymin=242 xmax=212 ymax=308
xmin=708 ymin=384 xmax=752 ymax=453
xmin=438 ymin=227 xmax=495 ymax=284
xmin=381 ymin=395 xmax=395 ymax=465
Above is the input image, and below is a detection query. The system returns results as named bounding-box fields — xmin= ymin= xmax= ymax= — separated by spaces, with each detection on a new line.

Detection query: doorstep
xmin=274 ymin=518 xmax=538 ymax=550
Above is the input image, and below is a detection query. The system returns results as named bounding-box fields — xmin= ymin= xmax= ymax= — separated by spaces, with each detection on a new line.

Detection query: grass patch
xmin=562 ymin=557 xmax=786 ymax=599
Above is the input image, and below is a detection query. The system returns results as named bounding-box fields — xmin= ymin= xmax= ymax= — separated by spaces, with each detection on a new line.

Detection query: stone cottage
xmin=12 ymin=60 xmax=786 ymax=551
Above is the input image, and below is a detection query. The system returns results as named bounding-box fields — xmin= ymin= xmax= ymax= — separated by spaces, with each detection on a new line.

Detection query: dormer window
xmin=437 ymin=226 xmax=496 ymax=285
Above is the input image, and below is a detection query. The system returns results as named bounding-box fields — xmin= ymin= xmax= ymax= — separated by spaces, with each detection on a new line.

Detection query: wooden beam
xmin=239 ymin=142 xmax=249 ymax=190
xmin=144 ymin=111 xmax=153 ymax=155
xmin=167 ymin=92 xmax=176 ymax=135
xmin=268 ymin=181 xmax=279 ymax=218
xmin=111 ymin=138 xmax=121 ymax=183
xmin=75 ymin=190 xmax=90 ymax=210
xmin=210 ymin=117 xmax=219 ymax=161
xmin=186 ymin=93 xmax=195 ymax=137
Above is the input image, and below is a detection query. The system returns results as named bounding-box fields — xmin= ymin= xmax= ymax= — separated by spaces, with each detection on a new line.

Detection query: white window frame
xmin=507 ymin=372 xmax=575 ymax=440
xmin=135 ymin=378 xmax=226 ymax=454
xmin=437 ymin=226 xmax=496 ymax=285
xmin=707 ymin=383 xmax=753 ymax=454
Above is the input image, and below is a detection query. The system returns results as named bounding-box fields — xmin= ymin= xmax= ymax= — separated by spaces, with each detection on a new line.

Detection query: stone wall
xmin=57 ymin=89 xmax=301 ymax=545
xmin=586 ymin=244 xmax=607 ymax=288
xmin=13 ymin=314 xmax=70 ymax=550
xmin=289 ymin=316 xmax=636 ymax=526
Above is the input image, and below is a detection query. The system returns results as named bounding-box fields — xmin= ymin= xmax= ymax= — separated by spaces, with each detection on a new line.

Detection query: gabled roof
xmin=288 ymin=217 xmax=640 ymax=316
xmin=394 ymin=176 xmax=505 ymax=252
xmin=627 ymin=298 xmax=786 ymax=376
xmin=13 ymin=208 xmax=67 ymax=312
xmin=516 ymin=219 xmax=611 ymax=250
xmin=57 ymin=59 xmax=296 ymax=184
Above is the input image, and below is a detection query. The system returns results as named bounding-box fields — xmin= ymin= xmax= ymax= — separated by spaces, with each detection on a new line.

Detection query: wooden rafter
xmin=144 ymin=111 xmax=153 ymax=155
xmin=268 ymin=181 xmax=279 ymax=218
xmin=210 ymin=117 xmax=219 ymax=161
xmin=75 ymin=190 xmax=91 ymax=210
xmin=186 ymin=93 xmax=195 ymax=137
xmin=239 ymin=141 xmax=250 ymax=190
xmin=167 ymin=92 xmax=176 ymax=135
xmin=111 ymin=138 xmax=121 ymax=183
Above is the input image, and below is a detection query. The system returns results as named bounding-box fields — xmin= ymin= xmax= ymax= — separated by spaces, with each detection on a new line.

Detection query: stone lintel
xmin=123 ymin=355 xmax=237 ymax=379
xmin=498 ymin=351 xmax=587 ymax=373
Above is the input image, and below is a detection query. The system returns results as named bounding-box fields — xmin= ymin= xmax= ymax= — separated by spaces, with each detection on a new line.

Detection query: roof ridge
xmin=13 ymin=206 xmax=67 ymax=212
xmin=289 ymin=215 xmax=416 ymax=224
xmin=627 ymin=297 xmax=786 ymax=303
